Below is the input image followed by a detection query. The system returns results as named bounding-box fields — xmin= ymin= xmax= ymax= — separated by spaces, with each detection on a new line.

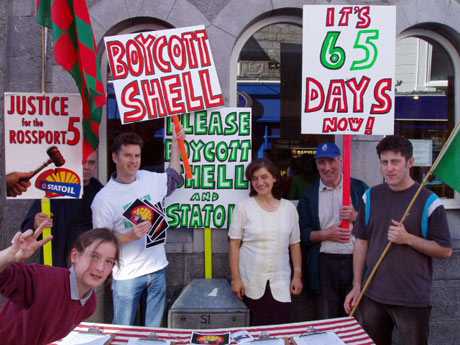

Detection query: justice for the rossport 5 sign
xmin=4 ymin=92 xmax=83 ymax=199
xmin=301 ymin=5 xmax=395 ymax=135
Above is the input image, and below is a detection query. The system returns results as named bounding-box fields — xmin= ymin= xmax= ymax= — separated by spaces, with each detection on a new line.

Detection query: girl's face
xmin=70 ymin=240 xmax=117 ymax=295
xmin=250 ymin=167 xmax=276 ymax=197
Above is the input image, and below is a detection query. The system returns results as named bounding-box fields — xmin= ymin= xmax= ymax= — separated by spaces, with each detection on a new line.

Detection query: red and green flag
xmin=36 ymin=0 xmax=106 ymax=159
xmin=433 ymin=124 xmax=460 ymax=193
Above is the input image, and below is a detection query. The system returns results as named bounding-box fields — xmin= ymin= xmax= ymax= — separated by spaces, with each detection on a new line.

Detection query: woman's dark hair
xmin=71 ymin=228 xmax=120 ymax=266
xmin=376 ymin=135 xmax=413 ymax=161
xmin=111 ymin=132 xmax=144 ymax=154
xmin=245 ymin=158 xmax=282 ymax=199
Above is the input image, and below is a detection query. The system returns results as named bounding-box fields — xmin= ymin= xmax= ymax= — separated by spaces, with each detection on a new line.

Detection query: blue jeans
xmin=112 ymin=269 xmax=166 ymax=327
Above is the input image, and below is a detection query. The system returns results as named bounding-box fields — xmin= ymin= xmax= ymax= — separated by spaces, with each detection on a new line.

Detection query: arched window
xmin=99 ymin=19 xmax=173 ymax=181
xmin=397 ymin=29 xmax=460 ymax=205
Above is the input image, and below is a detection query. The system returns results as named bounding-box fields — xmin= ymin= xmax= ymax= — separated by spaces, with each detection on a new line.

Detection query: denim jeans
xmin=112 ymin=268 xmax=166 ymax=327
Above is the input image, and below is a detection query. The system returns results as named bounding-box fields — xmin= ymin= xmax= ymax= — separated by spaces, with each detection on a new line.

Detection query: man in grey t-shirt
xmin=344 ymin=136 xmax=452 ymax=345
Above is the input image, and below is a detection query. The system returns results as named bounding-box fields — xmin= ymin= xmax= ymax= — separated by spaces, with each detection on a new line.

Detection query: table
xmin=52 ymin=317 xmax=374 ymax=344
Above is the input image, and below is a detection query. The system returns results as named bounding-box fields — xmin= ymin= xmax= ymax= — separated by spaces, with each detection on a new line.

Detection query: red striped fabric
xmin=52 ymin=317 xmax=374 ymax=345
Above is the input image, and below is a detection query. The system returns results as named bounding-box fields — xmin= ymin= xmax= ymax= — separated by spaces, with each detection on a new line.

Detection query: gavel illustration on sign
xmin=23 ymin=146 xmax=66 ymax=181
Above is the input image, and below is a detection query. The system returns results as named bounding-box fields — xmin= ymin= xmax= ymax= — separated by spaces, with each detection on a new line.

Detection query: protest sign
xmin=301 ymin=5 xmax=395 ymax=135
xmin=104 ymin=25 xmax=224 ymax=124
xmin=4 ymin=92 xmax=83 ymax=199
xmin=164 ymin=108 xmax=252 ymax=229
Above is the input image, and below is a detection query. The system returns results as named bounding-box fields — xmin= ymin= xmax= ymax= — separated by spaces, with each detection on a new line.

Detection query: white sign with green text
xmin=164 ymin=108 xmax=252 ymax=229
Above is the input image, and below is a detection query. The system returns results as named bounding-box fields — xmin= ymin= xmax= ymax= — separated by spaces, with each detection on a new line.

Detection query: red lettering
xmin=168 ymin=35 xmax=187 ymax=70
xmin=152 ymin=36 xmax=172 ymax=73
xmin=346 ymin=76 xmax=370 ymax=113
xmin=121 ymin=81 xmax=146 ymax=123
xmin=182 ymin=71 xmax=204 ymax=111
xmin=181 ymin=32 xmax=198 ymax=68
xmin=161 ymin=74 xmax=186 ymax=115
xmin=195 ymin=29 xmax=212 ymax=67
xmin=339 ymin=7 xmax=353 ymax=26
xmin=325 ymin=79 xmax=348 ymax=113
xmin=304 ymin=77 xmax=324 ymax=112
xmin=134 ymin=33 xmax=156 ymax=76
xmin=199 ymin=69 xmax=224 ymax=107
xmin=371 ymin=78 xmax=392 ymax=114
xmin=356 ymin=6 xmax=371 ymax=28
xmin=126 ymin=39 xmax=144 ymax=77
xmin=140 ymin=79 xmax=167 ymax=120
xmin=326 ymin=7 xmax=334 ymax=26
xmin=106 ymin=40 xmax=128 ymax=79
xmin=365 ymin=116 xmax=375 ymax=135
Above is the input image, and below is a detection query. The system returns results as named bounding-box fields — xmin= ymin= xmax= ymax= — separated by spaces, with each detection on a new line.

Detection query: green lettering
xmin=234 ymin=164 xmax=249 ymax=189
xmin=202 ymin=204 xmax=213 ymax=228
xmin=182 ymin=113 xmax=193 ymax=134
xmin=216 ymin=141 xmax=229 ymax=162
xmin=227 ymin=204 xmax=235 ymax=228
xmin=239 ymin=112 xmax=251 ymax=135
xmin=224 ymin=112 xmax=238 ymax=135
xmin=166 ymin=117 xmax=174 ymax=135
xmin=179 ymin=204 xmax=191 ymax=227
xmin=164 ymin=139 xmax=172 ymax=161
xmin=217 ymin=165 xmax=232 ymax=189
xmin=208 ymin=111 xmax=223 ymax=135
xmin=228 ymin=140 xmax=240 ymax=162
xmin=190 ymin=204 xmax=203 ymax=227
xmin=203 ymin=142 xmax=215 ymax=162
xmin=202 ymin=192 xmax=211 ymax=201
xmin=201 ymin=164 xmax=215 ymax=189
xmin=213 ymin=205 xmax=226 ymax=228
xmin=240 ymin=140 xmax=252 ymax=162
xmin=194 ymin=110 xmax=208 ymax=135
xmin=191 ymin=192 xmax=200 ymax=201
xmin=185 ymin=165 xmax=202 ymax=188
xmin=189 ymin=140 xmax=205 ymax=162
xmin=165 ymin=203 xmax=181 ymax=228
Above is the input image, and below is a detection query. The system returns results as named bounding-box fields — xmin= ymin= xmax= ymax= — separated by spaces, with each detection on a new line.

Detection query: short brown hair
xmin=245 ymin=158 xmax=282 ymax=199
xmin=71 ymin=228 xmax=120 ymax=266
xmin=111 ymin=132 xmax=143 ymax=154
xmin=376 ymin=135 xmax=413 ymax=161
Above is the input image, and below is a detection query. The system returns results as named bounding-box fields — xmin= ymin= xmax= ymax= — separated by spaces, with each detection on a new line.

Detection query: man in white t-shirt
xmin=91 ymin=131 xmax=182 ymax=326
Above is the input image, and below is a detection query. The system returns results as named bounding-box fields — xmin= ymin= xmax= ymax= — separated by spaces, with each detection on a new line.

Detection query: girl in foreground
xmin=0 ymin=223 xmax=119 ymax=345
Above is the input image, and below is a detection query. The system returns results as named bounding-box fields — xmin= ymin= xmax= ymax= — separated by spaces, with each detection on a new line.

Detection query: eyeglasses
xmin=86 ymin=251 xmax=116 ymax=268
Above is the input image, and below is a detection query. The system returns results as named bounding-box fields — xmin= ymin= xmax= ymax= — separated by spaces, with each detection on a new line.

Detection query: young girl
xmin=0 ymin=223 xmax=120 ymax=345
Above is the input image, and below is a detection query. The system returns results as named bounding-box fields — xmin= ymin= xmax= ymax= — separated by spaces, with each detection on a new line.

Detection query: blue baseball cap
xmin=315 ymin=143 xmax=341 ymax=159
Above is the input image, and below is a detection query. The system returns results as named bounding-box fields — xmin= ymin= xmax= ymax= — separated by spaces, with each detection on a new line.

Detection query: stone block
xmin=7 ymin=16 xmax=41 ymax=58
xmin=212 ymin=0 xmax=273 ymax=37
xmin=11 ymin=0 xmax=35 ymax=17
xmin=431 ymin=279 xmax=460 ymax=320
xmin=167 ymin=0 xmax=209 ymax=28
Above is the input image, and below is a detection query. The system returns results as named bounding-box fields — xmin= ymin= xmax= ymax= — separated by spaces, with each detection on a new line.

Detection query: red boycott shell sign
xmin=104 ymin=25 xmax=225 ymax=124
xmin=301 ymin=5 xmax=396 ymax=135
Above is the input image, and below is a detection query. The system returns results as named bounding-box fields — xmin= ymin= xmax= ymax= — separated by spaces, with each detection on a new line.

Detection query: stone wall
xmin=2 ymin=1 xmax=460 ymax=343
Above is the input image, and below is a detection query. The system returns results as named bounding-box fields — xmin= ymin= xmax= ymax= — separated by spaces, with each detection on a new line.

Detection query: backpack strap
xmin=364 ymin=187 xmax=372 ymax=226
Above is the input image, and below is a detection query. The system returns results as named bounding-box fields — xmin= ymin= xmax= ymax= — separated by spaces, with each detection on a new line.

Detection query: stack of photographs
xmin=122 ymin=198 xmax=169 ymax=248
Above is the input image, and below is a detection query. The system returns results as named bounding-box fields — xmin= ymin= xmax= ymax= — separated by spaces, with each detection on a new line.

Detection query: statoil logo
xmin=35 ymin=168 xmax=81 ymax=198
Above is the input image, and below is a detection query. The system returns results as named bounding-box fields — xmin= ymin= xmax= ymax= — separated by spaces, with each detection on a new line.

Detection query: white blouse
xmin=228 ymin=197 xmax=300 ymax=302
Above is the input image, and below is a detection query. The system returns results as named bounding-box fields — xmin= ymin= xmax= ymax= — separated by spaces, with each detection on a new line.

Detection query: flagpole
xmin=350 ymin=121 xmax=460 ymax=316
xmin=40 ymin=24 xmax=53 ymax=267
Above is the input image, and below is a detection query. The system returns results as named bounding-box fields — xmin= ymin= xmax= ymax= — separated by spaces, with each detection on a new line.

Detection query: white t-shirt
xmin=228 ymin=198 xmax=300 ymax=302
xmin=91 ymin=170 xmax=168 ymax=281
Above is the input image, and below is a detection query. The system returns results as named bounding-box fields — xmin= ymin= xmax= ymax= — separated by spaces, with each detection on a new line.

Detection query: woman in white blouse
xmin=229 ymin=158 xmax=303 ymax=326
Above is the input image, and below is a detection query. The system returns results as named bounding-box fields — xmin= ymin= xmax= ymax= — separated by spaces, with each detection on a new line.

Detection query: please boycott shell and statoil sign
xmin=164 ymin=108 xmax=252 ymax=229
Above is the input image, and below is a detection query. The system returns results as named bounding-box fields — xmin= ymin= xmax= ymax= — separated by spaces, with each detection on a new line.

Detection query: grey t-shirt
xmin=353 ymin=183 xmax=451 ymax=307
